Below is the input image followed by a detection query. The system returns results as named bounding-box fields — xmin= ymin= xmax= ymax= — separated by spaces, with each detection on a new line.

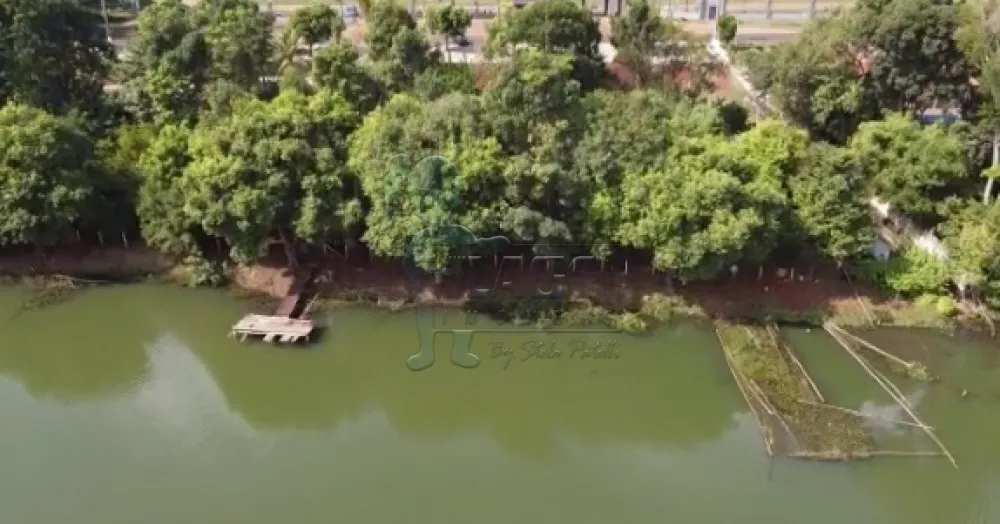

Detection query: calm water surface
xmin=0 ymin=285 xmax=998 ymax=524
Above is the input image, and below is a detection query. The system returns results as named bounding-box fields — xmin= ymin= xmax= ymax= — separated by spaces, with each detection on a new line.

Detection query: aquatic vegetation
xmin=716 ymin=321 xmax=876 ymax=460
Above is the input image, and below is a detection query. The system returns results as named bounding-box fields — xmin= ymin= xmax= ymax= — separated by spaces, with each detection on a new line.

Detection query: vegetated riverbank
xmin=0 ymin=244 xmax=987 ymax=333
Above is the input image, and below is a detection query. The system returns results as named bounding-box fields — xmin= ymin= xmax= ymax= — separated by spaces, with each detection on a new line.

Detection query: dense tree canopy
xmin=180 ymin=90 xmax=361 ymax=267
xmin=486 ymin=0 xmax=603 ymax=88
xmin=0 ymin=104 xmax=95 ymax=247
xmin=0 ymin=0 xmax=112 ymax=114
xmin=1 ymin=0 xmax=999 ymax=308
xmin=849 ymin=113 xmax=969 ymax=223
xmin=118 ymin=0 xmax=274 ymax=123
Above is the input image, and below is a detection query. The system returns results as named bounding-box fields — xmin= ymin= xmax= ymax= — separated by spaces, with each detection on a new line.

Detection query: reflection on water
xmin=133 ymin=333 xmax=258 ymax=446
xmin=0 ymin=286 xmax=998 ymax=524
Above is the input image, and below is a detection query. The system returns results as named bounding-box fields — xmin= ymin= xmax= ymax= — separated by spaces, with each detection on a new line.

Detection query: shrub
xmin=935 ymin=295 xmax=959 ymax=317
xmin=717 ymin=14 xmax=738 ymax=45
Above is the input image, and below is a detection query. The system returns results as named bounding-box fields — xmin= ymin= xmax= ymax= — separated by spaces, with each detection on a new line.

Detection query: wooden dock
xmin=230 ymin=314 xmax=314 ymax=344
xmin=231 ymin=264 xmax=321 ymax=345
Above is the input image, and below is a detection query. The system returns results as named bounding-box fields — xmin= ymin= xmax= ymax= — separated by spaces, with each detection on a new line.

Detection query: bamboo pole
xmin=767 ymin=323 xmax=825 ymax=403
xmin=790 ymin=450 xmax=943 ymax=459
xmin=750 ymin=378 xmax=797 ymax=447
xmin=717 ymin=328 xmax=774 ymax=457
xmin=824 ymin=324 xmax=959 ymax=470
xmin=747 ymin=379 xmax=776 ymax=416
xmin=841 ymin=267 xmax=878 ymax=327
xmin=795 ymin=399 xmax=933 ymax=430
xmin=829 ymin=323 xmax=911 ymax=369
xmin=867 ymin=450 xmax=943 ymax=457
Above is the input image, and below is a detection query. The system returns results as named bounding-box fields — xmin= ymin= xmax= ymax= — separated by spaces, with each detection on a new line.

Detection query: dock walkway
xmin=230 ymin=265 xmax=319 ymax=345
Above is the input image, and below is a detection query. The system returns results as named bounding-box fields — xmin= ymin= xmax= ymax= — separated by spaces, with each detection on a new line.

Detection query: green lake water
xmin=0 ymin=284 xmax=998 ymax=524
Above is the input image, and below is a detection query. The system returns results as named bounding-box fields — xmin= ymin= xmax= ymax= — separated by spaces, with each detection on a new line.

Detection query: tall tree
xmin=349 ymin=93 xmax=504 ymax=246
xmin=118 ymin=0 xmax=274 ymax=123
xmin=958 ymin=0 xmax=1000 ymax=203
xmin=180 ymin=90 xmax=361 ymax=268
xmin=0 ymin=0 xmax=113 ymax=114
xmin=849 ymin=113 xmax=969 ymax=223
xmin=136 ymin=124 xmax=203 ymax=255
xmin=483 ymin=50 xmax=588 ymax=244
xmin=287 ymin=3 xmax=344 ymax=57
xmin=744 ymin=17 xmax=873 ymax=143
xmin=0 ymin=104 xmax=95 ymax=249
xmin=424 ymin=2 xmax=471 ymax=62
xmin=854 ymin=0 xmax=974 ymax=115
xmin=941 ymin=199 xmax=1000 ymax=302
xmin=485 ymin=0 xmax=603 ymax=88
xmin=365 ymin=0 xmax=437 ymax=92
xmin=311 ymin=41 xmax=383 ymax=112
xmin=618 ymin=135 xmax=783 ymax=280
xmin=789 ymin=143 xmax=874 ymax=263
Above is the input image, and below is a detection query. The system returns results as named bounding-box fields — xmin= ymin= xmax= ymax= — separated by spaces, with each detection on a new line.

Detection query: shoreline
xmin=0 ymin=246 xmax=989 ymax=333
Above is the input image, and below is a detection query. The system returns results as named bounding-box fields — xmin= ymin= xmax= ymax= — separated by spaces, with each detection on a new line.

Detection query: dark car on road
xmin=454 ymin=34 xmax=471 ymax=47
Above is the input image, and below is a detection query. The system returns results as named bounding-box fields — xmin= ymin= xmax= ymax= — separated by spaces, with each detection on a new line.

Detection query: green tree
xmin=198 ymin=0 xmax=275 ymax=90
xmin=364 ymin=154 xmax=468 ymax=272
xmin=941 ymin=200 xmax=1000 ymax=299
xmin=744 ymin=18 xmax=872 ymax=143
xmin=789 ymin=143 xmax=874 ymax=262
xmin=311 ymin=41 xmax=383 ymax=112
xmin=365 ymin=0 xmax=437 ymax=92
xmin=617 ymin=134 xmax=784 ymax=279
xmin=483 ymin=50 xmax=588 ymax=244
xmin=849 ymin=113 xmax=969 ymax=223
xmin=180 ymin=90 xmax=361 ymax=268
xmin=852 ymin=0 xmax=973 ymax=114
xmin=288 ymin=3 xmax=344 ymax=56
xmin=485 ymin=0 xmax=603 ymax=88
xmin=424 ymin=3 xmax=472 ymax=62
xmin=0 ymin=0 xmax=112 ymax=114
xmin=136 ymin=124 xmax=203 ymax=255
xmin=365 ymin=0 xmax=418 ymax=61
xmin=574 ymin=90 xmax=677 ymax=256
xmin=349 ymin=93 xmax=504 ymax=242
xmin=717 ymin=14 xmax=738 ymax=45
xmin=118 ymin=0 xmax=274 ymax=123
xmin=0 ymin=104 xmax=94 ymax=248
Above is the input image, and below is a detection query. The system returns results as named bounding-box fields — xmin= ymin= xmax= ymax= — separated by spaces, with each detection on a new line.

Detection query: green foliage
xmin=118 ymin=0 xmax=275 ymax=123
xmin=485 ymin=0 xmax=603 ymax=88
xmin=940 ymin=199 xmax=1000 ymax=292
xmin=882 ymin=249 xmax=953 ymax=297
xmin=790 ymin=144 xmax=873 ymax=261
xmin=0 ymin=104 xmax=95 ymax=246
xmin=0 ymin=0 xmax=112 ymax=114
xmin=414 ymin=64 xmax=477 ymax=100
xmin=137 ymin=124 xmax=201 ymax=255
xmin=183 ymin=254 xmax=228 ymax=287
xmin=425 ymin=3 xmax=472 ymax=43
xmin=746 ymin=0 xmax=974 ymax=144
xmin=7 ymin=0 xmax=1000 ymax=319
xmin=936 ymin=295 xmax=959 ymax=317
xmin=611 ymin=312 xmax=647 ymax=333
xmin=850 ymin=113 xmax=968 ymax=223
xmin=181 ymin=89 xmax=361 ymax=265
xmin=717 ymin=14 xmax=738 ymax=45
xmin=311 ymin=41 xmax=383 ymax=112
xmin=288 ymin=3 xmax=344 ymax=53
xmin=365 ymin=1 xmax=438 ymax=93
